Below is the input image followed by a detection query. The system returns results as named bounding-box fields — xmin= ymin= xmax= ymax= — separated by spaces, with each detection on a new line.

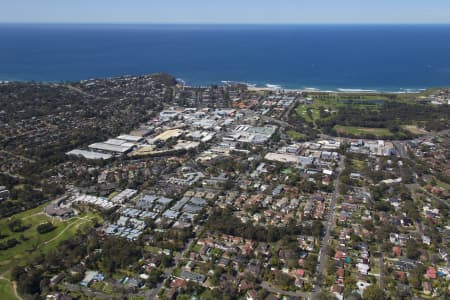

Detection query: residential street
xmin=312 ymin=156 xmax=345 ymax=297
xmin=261 ymin=281 xmax=310 ymax=299
xmin=147 ymin=234 xmax=199 ymax=299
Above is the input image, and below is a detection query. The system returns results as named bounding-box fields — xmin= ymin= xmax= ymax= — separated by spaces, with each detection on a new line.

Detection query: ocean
xmin=1 ymin=24 xmax=450 ymax=92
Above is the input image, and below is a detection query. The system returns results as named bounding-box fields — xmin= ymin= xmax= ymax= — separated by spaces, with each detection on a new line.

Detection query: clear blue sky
xmin=1 ymin=0 xmax=450 ymax=24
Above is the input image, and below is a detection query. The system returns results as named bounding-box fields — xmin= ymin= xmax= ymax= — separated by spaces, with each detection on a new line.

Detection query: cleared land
xmin=350 ymin=158 xmax=367 ymax=172
xmin=402 ymin=125 xmax=428 ymax=135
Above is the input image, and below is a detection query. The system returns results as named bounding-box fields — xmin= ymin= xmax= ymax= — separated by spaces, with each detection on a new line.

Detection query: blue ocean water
xmin=1 ymin=24 xmax=450 ymax=91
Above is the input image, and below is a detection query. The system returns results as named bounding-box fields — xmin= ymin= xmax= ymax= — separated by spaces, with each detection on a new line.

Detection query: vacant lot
xmin=402 ymin=125 xmax=428 ymax=135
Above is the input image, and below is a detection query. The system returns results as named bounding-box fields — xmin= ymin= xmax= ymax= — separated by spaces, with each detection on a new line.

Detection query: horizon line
xmin=1 ymin=22 xmax=450 ymax=26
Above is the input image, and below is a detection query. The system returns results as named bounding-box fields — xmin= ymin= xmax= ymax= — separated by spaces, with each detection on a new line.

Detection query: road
xmin=63 ymin=227 xmax=198 ymax=300
xmin=392 ymin=141 xmax=408 ymax=158
xmin=262 ymin=115 xmax=296 ymax=130
xmin=0 ymin=150 xmax=36 ymax=163
xmin=378 ymin=249 xmax=385 ymax=290
xmin=66 ymin=84 xmax=105 ymax=99
xmin=65 ymin=283 xmax=115 ymax=299
xmin=414 ymin=128 xmax=450 ymax=143
xmin=21 ymin=211 xmax=44 ymax=220
xmin=394 ymin=128 xmax=450 ymax=158
xmin=281 ymin=97 xmax=300 ymax=122
xmin=261 ymin=281 xmax=310 ymax=299
xmin=406 ymin=183 xmax=449 ymax=210
xmin=146 ymin=235 xmax=198 ymax=299
xmin=43 ymin=216 xmax=89 ymax=245
xmin=312 ymin=156 xmax=345 ymax=298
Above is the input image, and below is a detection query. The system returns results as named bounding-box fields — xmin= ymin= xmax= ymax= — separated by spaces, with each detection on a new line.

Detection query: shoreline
xmin=0 ymin=76 xmax=433 ymax=94
xmin=246 ymin=86 xmax=425 ymax=94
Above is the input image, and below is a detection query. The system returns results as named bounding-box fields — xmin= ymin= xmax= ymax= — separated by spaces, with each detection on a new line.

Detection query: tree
xmin=304 ymin=254 xmax=318 ymax=273
xmin=409 ymin=264 xmax=426 ymax=289
xmin=16 ymin=269 xmax=42 ymax=295
xmin=146 ymin=269 xmax=163 ymax=288
xmin=403 ymin=200 xmax=420 ymax=221
xmin=405 ymin=239 xmax=420 ymax=260
xmin=273 ymin=271 xmax=294 ymax=290
xmin=316 ymin=290 xmax=336 ymax=300
xmin=36 ymin=222 xmax=56 ymax=234
xmin=8 ymin=219 xmax=30 ymax=232
xmin=345 ymin=291 xmax=362 ymax=300
xmin=362 ymin=285 xmax=386 ymax=300
xmin=326 ymin=259 xmax=336 ymax=276
xmin=311 ymin=220 xmax=324 ymax=238
xmin=10 ymin=265 xmax=26 ymax=281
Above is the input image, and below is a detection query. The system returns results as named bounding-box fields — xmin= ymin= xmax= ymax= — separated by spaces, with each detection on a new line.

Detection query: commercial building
xmin=233 ymin=125 xmax=277 ymax=144
xmin=129 ymin=127 xmax=154 ymax=137
xmin=88 ymin=139 xmax=135 ymax=154
xmin=66 ymin=149 xmax=112 ymax=160
xmin=136 ymin=194 xmax=158 ymax=210
xmin=163 ymin=210 xmax=180 ymax=220
xmin=151 ymin=129 xmax=184 ymax=143
xmin=72 ymin=194 xmax=115 ymax=209
xmin=116 ymin=134 xmax=144 ymax=142
xmin=264 ymin=153 xmax=298 ymax=163
xmin=111 ymin=189 xmax=138 ymax=204
xmin=159 ymin=110 xmax=180 ymax=120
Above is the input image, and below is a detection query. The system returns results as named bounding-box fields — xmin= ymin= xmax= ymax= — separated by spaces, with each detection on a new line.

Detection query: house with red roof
xmin=294 ymin=269 xmax=305 ymax=278
xmin=246 ymin=289 xmax=258 ymax=300
xmin=334 ymin=251 xmax=346 ymax=260
xmin=170 ymin=278 xmax=187 ymax=289
xmin=426 ymin=266 xmax=437 ymax=279
xmin=392 ymin=246 xmax=402 ymax=257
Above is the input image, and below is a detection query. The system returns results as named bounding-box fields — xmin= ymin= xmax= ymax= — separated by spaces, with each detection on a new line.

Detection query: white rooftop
xmin=66 ymin=149 xmax=112 ymax=160
xmin=117 ymin=135 xmax=144 ymax=142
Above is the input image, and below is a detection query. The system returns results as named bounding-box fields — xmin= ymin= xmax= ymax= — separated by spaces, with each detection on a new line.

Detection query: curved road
xmin=43 ymin=216 xmax=89 ymax=246
xmin=0 ymin=276 xmax=22 ymax=300
xmin=261 ymin=281 xmax=310 ymax=299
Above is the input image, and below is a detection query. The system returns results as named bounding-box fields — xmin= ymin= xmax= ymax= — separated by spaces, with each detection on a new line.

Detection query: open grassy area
xmin=295 ymin=106 xmax=320 ymax=122
xmin=0 ymin=279 xmax=16 ymax=300
xmin=334 ymin=125 xmax=393 ymax=137
xmin=295 ymin=94 xmax=388 ymax=124
xmin=350 ymin=159 xmax=366 ymax=172
xmin=191 ymin=243 xmax=202 ymax=253
xmin=435 ymin=179 xmax=450 ymax=191
xmin=0 ymin=203 xmax=101 ymax=274
xmin=312 ymin=94 xmax=389 ymax=104
xmin=295 ymin=91 xmax=449 ymax=137
xmin=286 ymin=130 xmax=306 ymax=141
